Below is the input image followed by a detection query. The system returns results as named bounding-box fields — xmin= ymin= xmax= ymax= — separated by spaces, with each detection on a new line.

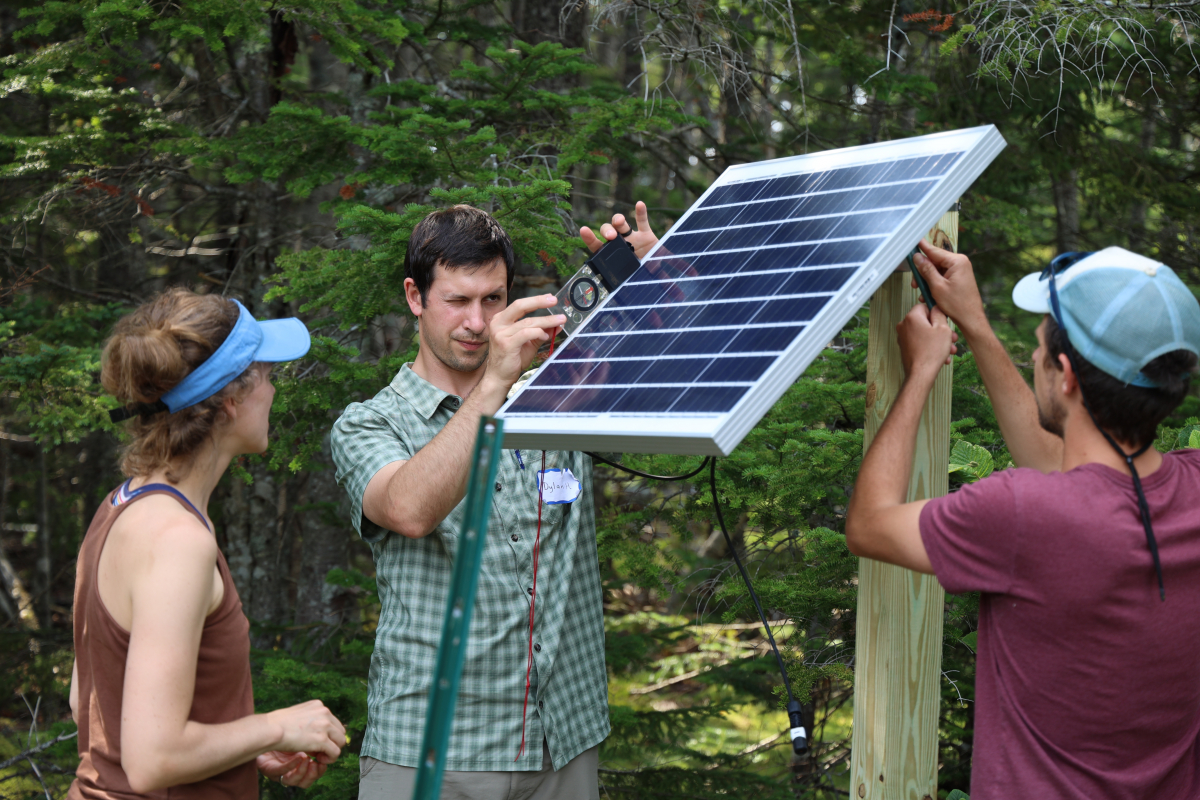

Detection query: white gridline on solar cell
xmin=581 ymin=321 xmax=805 ymax=336
xmin=625 ymin=262 xmax=863 ymax=285
xmin=676 ymin=202 xmax=920 ymax=234
xmin=503 ymin=412 xmax=726 ymax=417
xmin=656 ymin=234 xmax=886 ymax=259
xmin=522 ymin=383 xmax=754 ymax=389
xmin=599 ymin=290 xmax=834 ymax=312
xmin=697 ymin=175 xmax=940 ymax=210
xmin=553 ymin=352 xmax=784 ymax=362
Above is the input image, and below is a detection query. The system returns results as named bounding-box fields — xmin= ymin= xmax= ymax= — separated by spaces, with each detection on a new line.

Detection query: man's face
xmin=407 ymin=259 xmax=508 ymax=374
xmin=1032 ymin=316 xmax=1067 ymax=437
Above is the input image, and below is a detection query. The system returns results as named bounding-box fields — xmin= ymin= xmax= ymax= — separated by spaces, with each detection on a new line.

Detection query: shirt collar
xmin=388 ymin=363 xmax=463 ymax=420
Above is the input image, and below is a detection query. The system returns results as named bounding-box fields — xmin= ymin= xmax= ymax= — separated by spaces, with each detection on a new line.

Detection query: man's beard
xmin=1037 ymin=391 xmax=1066 ymax=438
xmin=429 ymin=333 xmax=489 ymax=373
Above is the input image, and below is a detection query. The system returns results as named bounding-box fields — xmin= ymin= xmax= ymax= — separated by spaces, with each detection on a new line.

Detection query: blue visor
xmin=110 ymin=300 xmax=310 ymax=422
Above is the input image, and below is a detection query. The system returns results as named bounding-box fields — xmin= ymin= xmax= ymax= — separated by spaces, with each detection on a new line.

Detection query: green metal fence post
xmin=411 ymin=417 xmax=505 ymax=800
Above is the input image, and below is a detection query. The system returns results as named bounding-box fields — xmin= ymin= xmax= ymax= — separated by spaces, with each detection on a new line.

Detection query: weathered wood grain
xmin=849 ymin=210 xmax=958 ymax=800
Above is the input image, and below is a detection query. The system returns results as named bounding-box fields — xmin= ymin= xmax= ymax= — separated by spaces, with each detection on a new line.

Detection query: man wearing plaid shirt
xmin=332 ymin=204 xmax=658 ymax=800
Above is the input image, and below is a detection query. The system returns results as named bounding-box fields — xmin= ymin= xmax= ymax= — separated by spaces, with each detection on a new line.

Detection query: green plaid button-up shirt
xmin=330 ymin=363 xmax=610 ymax=771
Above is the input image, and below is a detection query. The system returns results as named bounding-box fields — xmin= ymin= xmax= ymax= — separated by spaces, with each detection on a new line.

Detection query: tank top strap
xmin=111 ymin=479 xmax=210 ymax=531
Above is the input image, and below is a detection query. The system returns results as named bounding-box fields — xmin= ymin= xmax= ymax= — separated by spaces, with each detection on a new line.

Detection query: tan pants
xmin=357 ymin=741 xmax=600 ymax=800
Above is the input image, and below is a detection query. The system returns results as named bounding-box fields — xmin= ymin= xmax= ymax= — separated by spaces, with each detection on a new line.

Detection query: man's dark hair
xmin=1044 ymin=315 xmax=1198 ymax=448
xmin=404 ymin=205 xmax=515 ymax=305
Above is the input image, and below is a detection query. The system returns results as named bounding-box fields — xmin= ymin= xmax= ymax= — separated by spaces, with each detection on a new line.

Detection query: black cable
xmin=707 ymin=459 xmax=806 ymax=755
xmin=585 ymin=452 xmax=712 ymax=481
xmin=1057 ymin=339 xmax=1165 ymax=601
xmin=586 ymin=450 xmax=807 ymax=754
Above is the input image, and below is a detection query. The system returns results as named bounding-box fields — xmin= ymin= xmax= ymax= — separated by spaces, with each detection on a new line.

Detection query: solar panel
xmin=497 ymin=125 xmax=1007 ymax=455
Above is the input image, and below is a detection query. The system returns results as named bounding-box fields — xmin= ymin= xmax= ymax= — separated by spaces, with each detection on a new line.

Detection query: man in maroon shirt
xmin=845 ymin=243 xmax=1200 ymax=799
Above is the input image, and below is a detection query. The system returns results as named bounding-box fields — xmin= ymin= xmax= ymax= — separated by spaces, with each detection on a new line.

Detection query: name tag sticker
xmin=537 ymin=468 xmax=581 ymax=504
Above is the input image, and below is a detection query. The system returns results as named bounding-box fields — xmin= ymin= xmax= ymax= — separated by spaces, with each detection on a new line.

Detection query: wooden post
xmin=849 ymin=208 xmax=958 ymax=800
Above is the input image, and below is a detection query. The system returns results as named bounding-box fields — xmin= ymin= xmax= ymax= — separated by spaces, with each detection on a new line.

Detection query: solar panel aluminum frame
xmin=497 ymin=125 xmax=1007 ymax=455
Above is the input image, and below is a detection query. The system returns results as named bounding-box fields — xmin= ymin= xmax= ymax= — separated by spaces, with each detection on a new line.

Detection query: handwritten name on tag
xmin=536 ymin=468 xmax=581 ymax=504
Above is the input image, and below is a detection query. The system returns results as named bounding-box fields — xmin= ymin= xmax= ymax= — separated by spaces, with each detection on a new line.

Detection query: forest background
xmin=2 ymin=0 xmax=1200 ymax=797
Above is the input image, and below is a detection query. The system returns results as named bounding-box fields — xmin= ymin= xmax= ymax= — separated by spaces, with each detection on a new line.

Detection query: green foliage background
xmin=1 ymin=0 xmax=1199 ymax=797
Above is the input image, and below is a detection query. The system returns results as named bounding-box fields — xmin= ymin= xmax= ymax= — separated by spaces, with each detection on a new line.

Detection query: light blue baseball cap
xmin=1012 ymin=247 xmax=1200 ymax=387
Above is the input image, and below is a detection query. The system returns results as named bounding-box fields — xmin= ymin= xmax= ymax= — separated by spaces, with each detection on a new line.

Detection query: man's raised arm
xmin=361 ymin=295 xmax=563 ymax=539
xmin=910 ymin=240 xmax=1063 ymax=473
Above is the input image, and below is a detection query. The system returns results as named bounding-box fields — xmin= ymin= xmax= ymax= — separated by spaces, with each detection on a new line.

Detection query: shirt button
xmin=534 ymin=643 xmax=542 ymax=652
xmin=538 ymin=700 xmax=544 ymax=709
xmin=511 ymin=534 xmax=519 ymax=542
xmin=527 ymin=587 xmax=533 ymax=595
xmin=495 ymin=482 xmax=502 ymax=492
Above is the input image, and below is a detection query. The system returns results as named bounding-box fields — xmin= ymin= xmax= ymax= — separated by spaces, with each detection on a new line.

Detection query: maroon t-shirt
xmin=920 ymin=449 xmax=1200 ymax=800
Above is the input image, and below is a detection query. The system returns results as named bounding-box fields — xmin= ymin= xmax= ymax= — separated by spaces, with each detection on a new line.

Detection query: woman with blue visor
xmin=67 ymin=289 xmax=346 ymax=799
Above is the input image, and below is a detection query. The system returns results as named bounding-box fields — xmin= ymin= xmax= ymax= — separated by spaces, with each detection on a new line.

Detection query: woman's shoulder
xmin=108 ymin=493 xmax=217 ymax=569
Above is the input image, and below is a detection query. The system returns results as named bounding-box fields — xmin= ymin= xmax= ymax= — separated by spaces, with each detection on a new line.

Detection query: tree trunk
xmin=513 ymin=0 xmax=586 ymax=49
xmin=1129 ymin=104 xmax=1157 ymax=249
xmin=0 ymin=439 xmax=16 ymax=624
xmin=220 ymin=468 xmax=289 ymax=641
xmin=1052 ymin=169 xmax=1081 ymax=253
xmin=292 ymin=441 xmax=355 ymax=630
xmin=37 ymin=447 xmax=51 ymax=629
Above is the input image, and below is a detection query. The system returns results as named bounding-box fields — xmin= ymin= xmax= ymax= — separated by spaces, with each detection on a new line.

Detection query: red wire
xmin=516 ymin=323 xmax=558 ymax=760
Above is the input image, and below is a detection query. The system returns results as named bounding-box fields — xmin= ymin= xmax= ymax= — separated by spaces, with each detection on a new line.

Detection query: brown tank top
xmin=68 ymin=485 xmax=258 ymax=800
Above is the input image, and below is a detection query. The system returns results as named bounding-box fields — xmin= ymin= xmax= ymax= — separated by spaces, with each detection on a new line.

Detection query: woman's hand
xmin=265 ymin=700 xmax=346 ymax=764
xmin=257 ymin=751 xmax=327 ymax=789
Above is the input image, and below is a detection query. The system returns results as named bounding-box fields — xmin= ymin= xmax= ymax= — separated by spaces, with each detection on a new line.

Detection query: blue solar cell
xmin=738 ymin=245 xmax=818 ymax=273
xmin=610 ymin=387 xmax=681 ymax=413
xmin=587 ymin=359 xmax=654 ymax=385
xmin=852 ymin=180 xmax=932 ymax=210
xmin=664 ymin=328 xmax=731 ymax=355
xmin=589 ymin=307 xmax=649 ymax=333
xmin=708 ymin=224 xmax=781 ymax=253
xmin=505 ymin=388 xmax=570 ymax=413
xmin=877 ymin=155 xmax=937 ymax=183
xmin=657 ymin=277 xmax=732 ymax=304
xmin=663 ymin=251 xmax=752 ymax=277
xmin=607 ymin=332 xmax=681 ymax=358
xmin=698 ymin=356 xmax=774 ymax=383
xmin=686 ymin=301 xmax=762 ymax=329
xmin=556 ymin=335 xmax=621 ymax=361
xmin=670 ymin=386 xmax=748 ymax=413
xmin=713 ymin=273 xmax=782 ymax=300
xmin=557 ymin=386 xmax=627 ymax=414
xmin=921 ymin=152 xmax=963 ymax=176
xmin=606 ymin=281 xmax=668 ymax=308
xmin=776 ymin=266 xmax=858 ymax=295
xmin=701 ymin=179 xmax=773 ymax=208
xmin=818 ymin=163 xmax=891 ymax=191
xmin=791 ymin=188 xmax=871 ymax=217
xmin=726 ymin=325 xmax=804 ymax=352
xmin=753 ymin=174 xmax=813 ymax=200
xmin=636 ymin=303 xmax=706 ymax=330
xmin=677 ymin=204 xmax=746 ymax=232
xmin=664 ymin=229 xmax=723 ymax=255
xmin=802 ymin=237 xmax=885 ymax=267
xmin=752 ymin=295 xmax=830 ymax=324
xmin=730 ymin=197 xmax=802 ymax=226
xmin=767 ymin=216 xmax=845 ymax=246
xmin=832 ymin=209 xmax=911 ymax=237
xmin=535 ymin=362 xmax=600 ymax=385
xmin=638 ymin=358 xmax=711 ymax=384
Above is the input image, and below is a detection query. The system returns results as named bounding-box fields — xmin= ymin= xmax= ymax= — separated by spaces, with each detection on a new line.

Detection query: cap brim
xmin=254 ymin=318 xmax=311 ymax=361
xmin=1012 ymin=272 xmax=1052 ymax=314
